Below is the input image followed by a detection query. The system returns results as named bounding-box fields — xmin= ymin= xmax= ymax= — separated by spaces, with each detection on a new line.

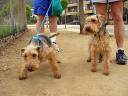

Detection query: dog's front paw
xmin=57 ymin=60 xmax=61 ymax=64
xmin=103 ymin=72 xmax=110 ymax=76
xmin=87 ymin=59 xmax=91 ymax=62
xmin=54 ymin=72 xmax=61 ymax=79
xmin=19 ymin=76 xmax=27 ymax=80
xmin=91 ymin=68 xmax=97 ymax=72
xmin=87 ymin=57 xmax=91 ymax=62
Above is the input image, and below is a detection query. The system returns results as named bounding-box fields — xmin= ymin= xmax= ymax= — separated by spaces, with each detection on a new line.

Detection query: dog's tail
xmin=49 ymin=33 xmax=60 ymax=38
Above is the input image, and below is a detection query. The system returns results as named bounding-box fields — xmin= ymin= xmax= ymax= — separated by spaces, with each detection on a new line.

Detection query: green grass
xmin=0 ymin=25 xmax=16 ymax=38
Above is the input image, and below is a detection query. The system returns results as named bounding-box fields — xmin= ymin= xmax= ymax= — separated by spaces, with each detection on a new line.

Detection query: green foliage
xmin=0 ymin=25 xmax=13 ymax=38
xmin=26 ymin=0 xmax=34 ymax=8
xmin=27 ymin=17 xmax=37 ymax=24
xmin=26 ymin=4 xmax=37 ymax=24
xmin=0 ymin=0 xmax=27 ymax=38
xmin=123 ymin=7 xmax=128 ymax=14
xmin=26 ymin=4 xmax=32 ymax=20
xmin=61 ymin=0 xmax=69 ymax=10
xmin=0 ymin=3 xmax=10 ymax=17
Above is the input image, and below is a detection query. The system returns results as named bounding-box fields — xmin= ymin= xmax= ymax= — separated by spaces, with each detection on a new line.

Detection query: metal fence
xmin=0 ymin=0 xmax=26 ymax=39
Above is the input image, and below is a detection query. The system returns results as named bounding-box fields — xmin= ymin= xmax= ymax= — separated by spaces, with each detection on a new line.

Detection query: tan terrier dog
xmin=83 ymin=14 xmax=111 ymax=75
xmin=19 ymin=33 xmax=61 ymax=80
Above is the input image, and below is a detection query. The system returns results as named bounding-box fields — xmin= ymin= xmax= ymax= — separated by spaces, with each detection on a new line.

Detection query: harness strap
xmin=31 ymin=35 xmax=52 ymax=47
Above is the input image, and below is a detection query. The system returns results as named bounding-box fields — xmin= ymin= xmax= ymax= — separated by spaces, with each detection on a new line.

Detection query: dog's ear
xmin=82 ymin=25 xmax=87 ymax=34
xmin=85 ymin=16 xmax=90 ymax=21
xmin=21 ymin=48 xmax=25 ymax=53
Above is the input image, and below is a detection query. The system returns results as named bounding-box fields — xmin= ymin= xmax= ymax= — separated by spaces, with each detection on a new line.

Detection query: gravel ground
xmin=0 ymin=27 xmax=128 ymax=96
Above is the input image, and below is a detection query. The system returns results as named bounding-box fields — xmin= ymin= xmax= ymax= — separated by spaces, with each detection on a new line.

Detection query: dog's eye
xmin=24 ymin=54 xmax=27 ymax=58
xmin=32 ymin=54 xmax=37 ymax=58
xmin=91 ymin=19 xmax=96 ymax=22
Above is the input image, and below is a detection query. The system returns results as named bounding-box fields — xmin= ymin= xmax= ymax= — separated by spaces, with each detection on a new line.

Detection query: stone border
xmin=0 ymin=28 xmax=28 ymax=49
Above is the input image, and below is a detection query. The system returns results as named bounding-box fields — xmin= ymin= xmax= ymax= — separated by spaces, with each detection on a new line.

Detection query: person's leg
xmin=49 ymin=16 xmax=57 ymax=43
xmin=111 ymin=1 xmax=127 ymax=64
xmin=34 ymin=0 xmax=49 ymax=33
xmin=95 ymin=3 xmax=107 ymax=20
xmin=111 ymin=1 xmax=124 ymax=49
xmin=49 ymin=16 xmax=60 ymax=52
xmin=36 ymin=15 xmax=45 ymax=33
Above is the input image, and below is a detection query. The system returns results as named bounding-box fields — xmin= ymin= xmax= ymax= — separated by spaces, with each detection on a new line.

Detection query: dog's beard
xmin=26 ymin=63 xmax=40 ymax=72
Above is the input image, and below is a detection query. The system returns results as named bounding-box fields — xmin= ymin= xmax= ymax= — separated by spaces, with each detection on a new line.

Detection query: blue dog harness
xmin=31 ymin=34 xmax=52 ymax=47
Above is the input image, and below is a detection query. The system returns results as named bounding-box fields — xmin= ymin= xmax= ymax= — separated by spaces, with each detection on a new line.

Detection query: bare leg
xmin=49 ymin=16 xmax=57 ymax=32
xmin=49 ymin=16 xmax=60 ymax=52
xmin=111 ymin=1 xmax=124 ymax=48
xmin=95 ymin=3 xmax=107 ymax=20
xmin=36 ymin=15 xmax=45 ymax=33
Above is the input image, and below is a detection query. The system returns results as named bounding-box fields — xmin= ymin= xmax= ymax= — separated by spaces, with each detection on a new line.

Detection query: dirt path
xmin=0 ymin=28 xmax=128 ymax=96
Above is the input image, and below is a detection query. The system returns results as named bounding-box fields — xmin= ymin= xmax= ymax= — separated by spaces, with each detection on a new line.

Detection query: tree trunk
xmin=79 ymin=0 xmax=85 ymax=34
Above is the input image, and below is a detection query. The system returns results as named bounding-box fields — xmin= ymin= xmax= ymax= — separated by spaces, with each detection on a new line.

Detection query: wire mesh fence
xmin=0 ymin=0 xmax=26 ymax=39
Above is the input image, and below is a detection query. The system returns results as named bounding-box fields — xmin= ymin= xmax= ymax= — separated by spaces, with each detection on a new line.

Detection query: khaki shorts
xmin=92 ymin=0 xmax=120 ymax=3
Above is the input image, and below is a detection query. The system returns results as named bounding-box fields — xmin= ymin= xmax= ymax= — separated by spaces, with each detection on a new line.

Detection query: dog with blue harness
xmin=19 ymin=33 xmax=61 ymax=80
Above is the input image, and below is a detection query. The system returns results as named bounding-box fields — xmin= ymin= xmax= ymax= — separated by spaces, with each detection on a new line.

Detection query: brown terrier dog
xmin=83 ymin=14 xmax=111 ymax=75
xmin=19 ymin=33 xmax=61 ymax=80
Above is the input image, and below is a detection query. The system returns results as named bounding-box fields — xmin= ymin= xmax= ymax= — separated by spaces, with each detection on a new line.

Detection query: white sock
xmin=117 ymin=48 xmax=124 ymax=52
xmin=50 ymin=33 xmax=56 ymax=43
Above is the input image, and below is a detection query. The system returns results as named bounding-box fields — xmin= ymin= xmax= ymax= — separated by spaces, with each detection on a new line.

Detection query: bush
xmin=123 ymin=7 xmax=128 ymax=22
xmin=26 ymin=4 xmax=37 ymax=24
xmin=0 ymin=3 xmax=10 ymax=17
xmin=26 ymin=4 xmax=32 ymax=21
xmin=0 ymin=25 xmax=17 ymax=38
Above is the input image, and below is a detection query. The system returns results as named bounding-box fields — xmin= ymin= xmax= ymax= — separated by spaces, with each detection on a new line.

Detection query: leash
xmin=37 ymin=0 xmax=53 ymax=34
xmin=49 ymin=33 xmax=60 ymax=38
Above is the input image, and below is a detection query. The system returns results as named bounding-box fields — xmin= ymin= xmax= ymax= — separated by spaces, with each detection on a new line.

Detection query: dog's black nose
xmin=28 ymin=67 xmax=33 ymax=72
xmin=85 ymin=27 xmax=91 ymax=32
